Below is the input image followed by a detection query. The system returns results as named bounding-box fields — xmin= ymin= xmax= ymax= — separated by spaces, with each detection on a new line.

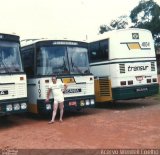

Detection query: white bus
xmin=88 ymin=28 xmax=159 ymax=102
xmin=21 ymin=39 xmax=95 ymax=114
xmin=0 ymin=33 xmax=27 ymax=116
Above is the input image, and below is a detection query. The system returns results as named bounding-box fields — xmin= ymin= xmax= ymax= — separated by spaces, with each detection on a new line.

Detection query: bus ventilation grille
xmin=119 ymin=64 xmax=125 ymax=73
xmin=151 ymin=62 xmax=155 ymax=71
xmin=99 ymin=77 xmax=111 ymax=96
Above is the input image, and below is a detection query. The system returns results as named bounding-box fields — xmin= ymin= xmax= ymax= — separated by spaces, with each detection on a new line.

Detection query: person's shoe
xmin=59 ymin=119 xmax=63 ymax=123
xmin=48 ymin=121 xmax=54 ymax=124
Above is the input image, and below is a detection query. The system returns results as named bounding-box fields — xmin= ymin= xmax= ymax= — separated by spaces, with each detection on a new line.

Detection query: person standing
xmin=45 ymin=75 xmax=67 ymax=124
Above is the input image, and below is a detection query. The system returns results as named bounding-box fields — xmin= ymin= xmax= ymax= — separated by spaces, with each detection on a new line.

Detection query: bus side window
xmin=90 ymin=39 xmax=109 ymax=62
xmin=90 ymin=42 xmax=99 ymax=62
xmin=22 ymin=49 xmax=34 ymax=76
xmin=99 ymin=39 xmax=109 ymax=60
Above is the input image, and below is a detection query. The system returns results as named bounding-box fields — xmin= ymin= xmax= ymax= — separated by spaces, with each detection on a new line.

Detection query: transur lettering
xmin=128 ymin=65 xmax=149 ymax=72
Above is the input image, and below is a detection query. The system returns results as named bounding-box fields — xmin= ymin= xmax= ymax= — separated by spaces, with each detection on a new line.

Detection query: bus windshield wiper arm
xmin=71 ymin=57 xmax=83 ymax=74
xmin=0 ymin=59 xmax=10 ymax=73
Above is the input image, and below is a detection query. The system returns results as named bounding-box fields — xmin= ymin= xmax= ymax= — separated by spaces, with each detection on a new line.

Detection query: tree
xmin=99 ymin=25 xmax=112 ymax=34
xmin=110 ymin=15 xmax=129 ymax=30
xmin=99 ymin=15 xmax=129 ymax=34
xmin=130 ymin=0 xmax=160 ymax=45
xmin=99 ymin=0 xmax=160 ymax=45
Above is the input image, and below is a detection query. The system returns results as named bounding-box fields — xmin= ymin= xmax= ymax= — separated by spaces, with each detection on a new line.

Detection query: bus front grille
xmin=0 ymin=83 xmax=26 ymax=99
xmin=0 ymin=84 xmax=15 ymax=98
xmin=16 ymin=83 xmax=26 ymax=97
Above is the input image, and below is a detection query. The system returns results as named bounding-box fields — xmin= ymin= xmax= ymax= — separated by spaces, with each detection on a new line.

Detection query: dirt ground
xmin=0 ymin=74 xmax=160 ymax=154
xmin=0 ymin=96 xmax=160 ymax=153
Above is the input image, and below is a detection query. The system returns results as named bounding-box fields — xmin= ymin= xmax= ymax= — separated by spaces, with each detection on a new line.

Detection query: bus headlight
xmin=85 ymin=99 xmax=90 ymax=105
xmin=80 ymin=100 xmax=85 ymax=106
xmin=21 ymin=103 xmax=27 ymax=109
xmin=6 ymin=105 xmax=13 ymax=111
xmin=14 ymin=104 xmax=20 ymax=110
xmin=90 ymin=99 xmax=95 ymax=105
xmin=46 ymin=104 xmax=51 ymax=110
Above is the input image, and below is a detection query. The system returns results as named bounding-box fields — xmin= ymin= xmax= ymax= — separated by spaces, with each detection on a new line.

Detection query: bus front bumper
xmin=0 ymin=98 xmax=28 ymax=116
xmin=37 ymin=95 xmax=95 ymax=114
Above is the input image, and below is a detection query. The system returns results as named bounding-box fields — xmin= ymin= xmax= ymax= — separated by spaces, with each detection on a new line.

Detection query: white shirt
xmin=48 ymin=82 xmax=64 ymax=100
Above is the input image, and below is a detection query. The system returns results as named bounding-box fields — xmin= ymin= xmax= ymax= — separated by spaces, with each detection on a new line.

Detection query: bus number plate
xmin=0 ymin=90 xmax=8 ymax=95
xmin=69 ymin=101 xmax=77 ymax=106
xmin=65 ymin=89 xmax=81 ymax=94
xmin=136 ymin=88 xmax=148 ymax=92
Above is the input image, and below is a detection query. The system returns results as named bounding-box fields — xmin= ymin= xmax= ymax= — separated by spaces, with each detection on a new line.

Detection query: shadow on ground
xmin=95 ymin=97 xmax=160 ymax=110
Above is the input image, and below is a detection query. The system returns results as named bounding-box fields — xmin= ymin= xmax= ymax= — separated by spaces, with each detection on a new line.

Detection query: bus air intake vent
xmin=99 ymin=77 xmax=111 ymax=96
xmin=151 ymin=62 xmax=155 ymax=71
xmin=119 ymin=64 xmax=125 ymax=73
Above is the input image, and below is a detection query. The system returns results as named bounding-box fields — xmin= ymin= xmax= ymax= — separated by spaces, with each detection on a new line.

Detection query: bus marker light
xmin=147 ymin=79 xmax=151 ymax=83
xmin=120 ymin=81 xmax=126 ymax=86
xmin=20 ymin=77 xmax=24 ymax=80
xmin=152 ymin=78 xmax=157 ymax=82
xmin=128 ymin=80 xmax=133 ymax=85
xmin=45 ymin=80 xmax=49 ymax=83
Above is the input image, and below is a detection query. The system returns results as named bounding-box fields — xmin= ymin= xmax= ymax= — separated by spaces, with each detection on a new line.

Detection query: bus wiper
xmin=84 ymin=68 xmax=90 ymax=74
xmin=71 ymin=57 xmax=83 ymax=74
xmin=63 ymin=58 xmax=68 ymax=72
xmin=0 ymin=58 xmax=10 ymax=73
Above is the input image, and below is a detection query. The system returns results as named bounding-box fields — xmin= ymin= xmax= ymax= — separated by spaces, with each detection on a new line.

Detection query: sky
xmin=0 ymin=0 xmax=159 ymax=41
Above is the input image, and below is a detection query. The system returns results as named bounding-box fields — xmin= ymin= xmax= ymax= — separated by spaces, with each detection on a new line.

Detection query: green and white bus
xmin=21 ymin=39 xmax=95 ymax=114
xmin=0 ymin=33 xmax=27 ymax=115
xmin=89 ymin=28 xmax=159 ymax=102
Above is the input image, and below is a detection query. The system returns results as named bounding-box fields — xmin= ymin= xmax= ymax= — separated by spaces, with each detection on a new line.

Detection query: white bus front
xmin=0 ymin=34 xmax=27 ymax=115
xmin=22 ymin=40 xmax=95 ymax=114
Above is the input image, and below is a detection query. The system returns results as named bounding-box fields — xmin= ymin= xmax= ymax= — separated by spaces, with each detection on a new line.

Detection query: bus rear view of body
xmin=89 ymin=28 xmax=159 ymax=102
xmin=0 ymin=33 xmax=27 ymax=116
xmin=21 ymin=39 xmax=95 ymax=114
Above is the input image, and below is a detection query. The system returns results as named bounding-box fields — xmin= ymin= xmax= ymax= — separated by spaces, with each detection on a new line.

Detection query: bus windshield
xmin=67 ymin=47 xmax=90 ymax=74
xmin=36 ymin=46 xmax=90 ymax=75
xmin=0 ymin=41 xmax=23 ymax=73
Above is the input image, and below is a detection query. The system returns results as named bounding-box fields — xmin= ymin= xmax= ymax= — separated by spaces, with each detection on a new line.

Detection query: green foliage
xmin=110 ymin=15 xmax=129 ymax=30
xmin=99 ymin=0 xmax=160 ymax=45
xmin=99 ymin=25 xmax=112 ymax=34
xmin=99 ymin=15 xmax=129 ymax=34
xmin=130 ymin=0 xmax=160 ymax=45
xmin=130 ymin=0 xmax=160 ymax=26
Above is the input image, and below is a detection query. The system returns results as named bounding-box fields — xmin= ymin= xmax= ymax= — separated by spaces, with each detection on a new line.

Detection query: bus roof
xmin=0 ymin=33 xmax=20 ymax=42
xmin=21 ymin=38 xmax=87 ymax=47
xmin=89 ymin=28 xmax=152 ymax=43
